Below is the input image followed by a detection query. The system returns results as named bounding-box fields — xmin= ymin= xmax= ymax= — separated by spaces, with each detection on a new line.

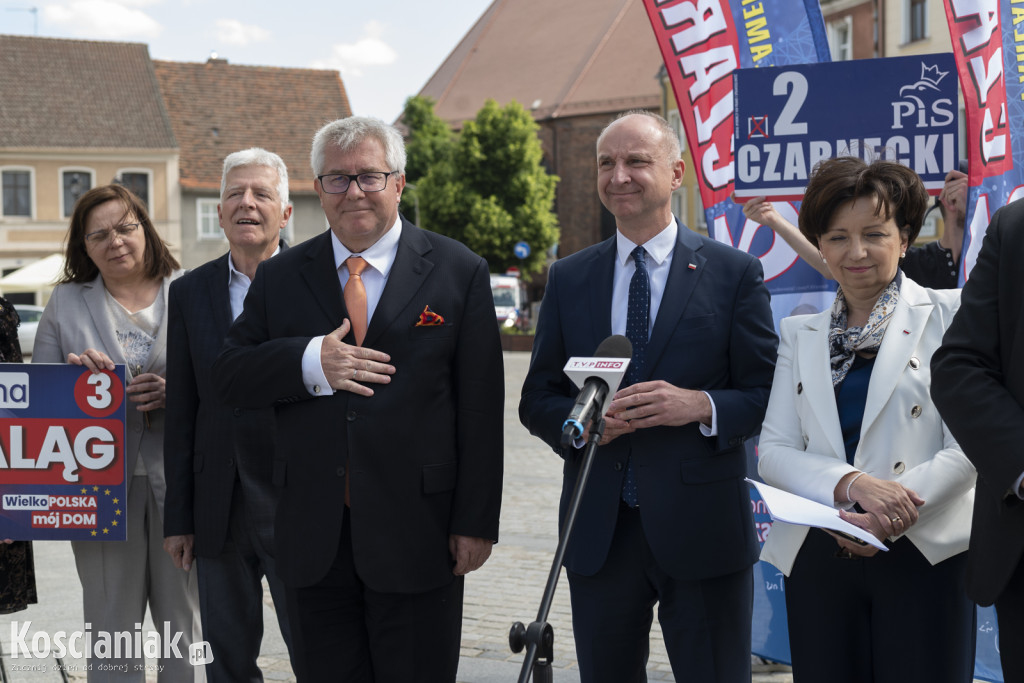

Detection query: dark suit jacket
xmin=520 ymin=220 xmax=778 ymax=580
xmin=163 ymin=250 xmax=285 ymax=558
xmin=932 ymin=199 xmax=1024 ymax=606
xmin=213 ymin=218 xmax=504 ymax=592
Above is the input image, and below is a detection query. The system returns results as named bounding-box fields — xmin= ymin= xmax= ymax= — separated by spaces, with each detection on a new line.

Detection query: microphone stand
xmin=509 ymin=417 xmax=605 ymax=683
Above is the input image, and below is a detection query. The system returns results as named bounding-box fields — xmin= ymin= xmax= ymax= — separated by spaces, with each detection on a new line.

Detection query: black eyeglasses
xmin=317 ymin=171 xmax=397 ymax=194
xmin=85 ymin=223 xmax=140 ymax=245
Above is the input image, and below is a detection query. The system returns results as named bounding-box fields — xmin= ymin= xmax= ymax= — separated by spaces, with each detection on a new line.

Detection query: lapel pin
xmin=902 ymin=329 xmax=910 ymax=335
xmin=687 ymin=263 xmax=697 ymax=270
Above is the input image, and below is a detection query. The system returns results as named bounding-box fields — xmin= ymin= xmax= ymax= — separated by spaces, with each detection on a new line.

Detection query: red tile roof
xmin=0 ymin=34 xmax=176 ymax=149
xmin=153 ymin=59 xmax=352 ymax=193
xmin=417 ymin=0 xmax=663 ymax=126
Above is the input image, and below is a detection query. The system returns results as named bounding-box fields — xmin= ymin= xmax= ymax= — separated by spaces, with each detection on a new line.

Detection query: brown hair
xmin=797 ymin=157 xmax=930 ymax=248
xmin=59 ymin=184 xmax=179 ymax=283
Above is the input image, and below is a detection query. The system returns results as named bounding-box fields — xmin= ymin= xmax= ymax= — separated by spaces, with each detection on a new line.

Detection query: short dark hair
xmin=59 ymin=184 xmax=180 ymax=284
xmin=798 ymin=157 xmax=930 ymax=248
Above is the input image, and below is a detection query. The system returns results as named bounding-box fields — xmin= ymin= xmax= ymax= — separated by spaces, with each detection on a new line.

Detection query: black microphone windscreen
xmin=594 ymin=334 xmax=632 ymax=359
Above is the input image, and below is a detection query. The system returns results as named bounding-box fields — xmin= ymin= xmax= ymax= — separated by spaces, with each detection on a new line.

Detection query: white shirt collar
xmin=616 ymin=219 xmax=677 ymax=267
xmin=227 ymin=243 xmax=281 ymax=284
xmin=330 ymin=215 xmax=403 ymax=277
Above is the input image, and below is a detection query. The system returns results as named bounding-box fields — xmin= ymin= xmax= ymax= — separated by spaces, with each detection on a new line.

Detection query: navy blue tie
xmin=621 ymin=246 xmax=649 ymax=507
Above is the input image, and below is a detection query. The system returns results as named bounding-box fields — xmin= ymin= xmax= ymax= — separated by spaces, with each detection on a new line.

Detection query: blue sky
xmin=1 ymin=0 xmax=494 ymax=121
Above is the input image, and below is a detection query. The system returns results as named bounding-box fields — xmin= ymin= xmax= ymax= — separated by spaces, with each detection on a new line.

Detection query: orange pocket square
xmin=415 ymin=305 xmax=445 ymax=326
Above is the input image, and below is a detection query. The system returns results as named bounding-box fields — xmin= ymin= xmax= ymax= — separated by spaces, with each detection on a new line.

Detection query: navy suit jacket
xmin=932 ymin=200 xmax=1024 ymax=606
xmin=213 ymin=218 xmax=504 ymax=592
xmin=163 ymin=248 xmax=285 ymax=557
xmin=520 ymin=220 xmax=778 ymax=580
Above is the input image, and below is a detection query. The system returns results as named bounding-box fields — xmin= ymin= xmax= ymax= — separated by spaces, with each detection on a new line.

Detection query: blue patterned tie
xmin=621 ymin=246 xmax=649 ymax=508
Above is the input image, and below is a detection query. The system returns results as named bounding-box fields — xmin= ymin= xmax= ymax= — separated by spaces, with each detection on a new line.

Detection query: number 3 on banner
xmin=74 ymin=368 xmax=124 ymax=418
xmin=87 ymin=372 xmax=112 ymax=409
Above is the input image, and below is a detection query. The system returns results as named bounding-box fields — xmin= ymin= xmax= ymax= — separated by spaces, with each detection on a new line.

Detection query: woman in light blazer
xmin=34 ymin=185 xmax=201 ymax=682
xmin=758 ymin=158 xmax=976 ymax=682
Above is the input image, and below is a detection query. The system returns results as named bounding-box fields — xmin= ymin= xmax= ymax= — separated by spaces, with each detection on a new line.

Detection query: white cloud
xmin=214 ymin=19 xmax=270 ymax=47
xmin=43 ymin=0 xmax=162 ymax=39
xmin=310 ymin=20 xmax=397 ymax=78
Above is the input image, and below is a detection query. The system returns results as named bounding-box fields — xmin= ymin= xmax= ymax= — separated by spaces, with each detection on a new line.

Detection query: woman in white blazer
xmin=33 ymin=185 xmax=201 ymax=682
xmin=758 ymin=158 xmax=976 ymax=682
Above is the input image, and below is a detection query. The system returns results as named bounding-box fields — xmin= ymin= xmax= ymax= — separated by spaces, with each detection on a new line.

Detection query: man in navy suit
xmin=163 ymin=148 xmax=294 ymax=681
xmin=520 ymin=111 xmax=777 ymax=682
xmin=213 ymin=117 xmax=504 ymax=682
xmin=932 ymin=199 xmax=1024 ymax=680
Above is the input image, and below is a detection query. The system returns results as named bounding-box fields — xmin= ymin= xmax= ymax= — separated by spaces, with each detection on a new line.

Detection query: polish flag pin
xmin=688 ymin=263 xmax=697 ymax=270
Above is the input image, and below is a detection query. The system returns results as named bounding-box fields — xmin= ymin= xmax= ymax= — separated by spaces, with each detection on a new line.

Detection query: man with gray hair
xmin=164 ymin=147 xmax=295 ymax=681
xmin=213 ymin=118 xmax=504 ymax=681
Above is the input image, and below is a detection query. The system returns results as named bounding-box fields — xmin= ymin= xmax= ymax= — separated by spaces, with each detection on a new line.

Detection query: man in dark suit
xmin=163 ymin=148 xmax=294 ymax=681
xmin=932 ymin=199 xmax=1024 ymax=680
xmin=520 ymin=111 xmax=777 ymax=682
xmin=212 ymin=117 xmax=504 ymax=682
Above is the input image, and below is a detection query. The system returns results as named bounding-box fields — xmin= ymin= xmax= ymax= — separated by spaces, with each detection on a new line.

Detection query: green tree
xmin=403 ymin=97 xmax=559 ymax=277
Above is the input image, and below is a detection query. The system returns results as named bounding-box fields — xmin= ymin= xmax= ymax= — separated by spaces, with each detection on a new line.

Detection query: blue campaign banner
xmin=732 ymin=54 xmax=959 ymax=201
xmin=0 ymin=363 xmax=127 ymax=541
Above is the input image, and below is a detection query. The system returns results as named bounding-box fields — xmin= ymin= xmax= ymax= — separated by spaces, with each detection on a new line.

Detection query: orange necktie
xmin=344 ymin=256 xmax=368 ymax=346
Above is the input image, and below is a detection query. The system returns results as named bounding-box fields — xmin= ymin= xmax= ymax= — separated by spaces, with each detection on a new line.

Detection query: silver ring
xmin=352 ymin=369 xmax=358 ymax=381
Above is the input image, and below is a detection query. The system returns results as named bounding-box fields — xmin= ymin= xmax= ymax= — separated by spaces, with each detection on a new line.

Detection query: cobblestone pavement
xmin=0 ymin=351 xmax=794 ymax=682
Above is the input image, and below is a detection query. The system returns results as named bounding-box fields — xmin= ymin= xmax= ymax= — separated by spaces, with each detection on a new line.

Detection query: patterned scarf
xmin=828 ymin=273 xmax=901 ymax=386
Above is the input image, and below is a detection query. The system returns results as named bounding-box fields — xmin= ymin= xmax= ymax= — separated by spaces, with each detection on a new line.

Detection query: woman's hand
xmin=67 ymin=349 xmax=115 ymax=373
xmin=840 ymin=472 xmax=925 ymax=537
xmin=127 ymin=373 xmax=166 ymax=412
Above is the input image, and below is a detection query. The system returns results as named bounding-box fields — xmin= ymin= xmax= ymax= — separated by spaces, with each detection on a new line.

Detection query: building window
xmin=694 ymin=187 xmax=707 ymax=233
xmin=116 ymin=170 xmax=151 ymax=211
xmin=905 ymin=0 xmax=927 ymax=43
xmin=667 ymin=109 xmax=688 ymax=154
xmin=62 ymin=169 xmax=94 ymax=217
xmin=1 ymin=169 xmax=32 ymax=218
xmin=827 ymin=16 xmax=853 ymax=61
xmin=197 ymin=198 xmax=223 ymax=241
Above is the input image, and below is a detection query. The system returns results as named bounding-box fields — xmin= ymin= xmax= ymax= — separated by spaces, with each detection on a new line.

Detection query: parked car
xmin=12 ymin=304 xmax=44 ymax=357
xmin=490 ymin=273 xmax=528 ymax=330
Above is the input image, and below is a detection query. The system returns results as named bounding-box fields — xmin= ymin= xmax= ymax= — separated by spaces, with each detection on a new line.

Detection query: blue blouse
xmin=836 ymin=354 xmax=876 ymax=466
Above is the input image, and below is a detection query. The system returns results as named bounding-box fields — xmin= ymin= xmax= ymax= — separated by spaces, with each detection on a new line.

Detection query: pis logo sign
xmin=0 ymin=373 xmax=29 ymax=409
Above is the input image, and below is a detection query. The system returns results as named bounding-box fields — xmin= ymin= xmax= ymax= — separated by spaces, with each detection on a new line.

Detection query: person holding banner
xmin=757 ymin=157 xmax=976 ymax=682
xmin=741 ymin=165 xmax=968 ymax=290
xmin=33 ymin=184 xmax=202 ymax=682
xmin=931 ymin=200 xmax=1024 ymax=681
xmin=520 ymin=111 xmax=778 ymax=683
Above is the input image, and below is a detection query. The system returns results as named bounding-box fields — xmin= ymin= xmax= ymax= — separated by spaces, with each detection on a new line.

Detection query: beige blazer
xmin=758 ymin=277 xmax=975 ymax=576
xmin=32 ymin=272 xmax=182 ymax=520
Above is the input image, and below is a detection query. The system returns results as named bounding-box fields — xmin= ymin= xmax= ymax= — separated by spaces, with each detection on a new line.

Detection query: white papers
xmin=747 ymin=478 xmax=888 ymax=551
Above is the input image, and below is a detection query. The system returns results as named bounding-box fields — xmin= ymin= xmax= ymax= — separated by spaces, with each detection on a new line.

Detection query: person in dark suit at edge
xmin=163 ymin=148 xmax=296 ymax=681
xmin=519 ymin=111 xmax=778 ymax=682
xmin=212 ymin=116 xmax=504 ymax=682
xmin=932 ymin=198 xmax=1024 ymax=681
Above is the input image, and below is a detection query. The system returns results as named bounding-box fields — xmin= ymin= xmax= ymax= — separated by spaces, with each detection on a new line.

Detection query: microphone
xmin=560 ymin=335 xmax=633 ymax=448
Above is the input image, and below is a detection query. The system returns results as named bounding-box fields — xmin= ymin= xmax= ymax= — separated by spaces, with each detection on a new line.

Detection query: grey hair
xmin=221 ymin=148 xmax=290 ymax=210
xmin=597 ymin=110 xmax=682 ymax=164
xmin=310 ymin=116 xmax=407 ymax=177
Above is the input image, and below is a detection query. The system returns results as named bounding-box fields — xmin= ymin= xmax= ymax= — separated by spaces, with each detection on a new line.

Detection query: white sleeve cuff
xmin=699 ymin=391 xmax=718 ymax=437
xmin=302 ymin=336 xmax=335 ymax=397
xmin=1013 ymin=471 xmax=1024 ymax=500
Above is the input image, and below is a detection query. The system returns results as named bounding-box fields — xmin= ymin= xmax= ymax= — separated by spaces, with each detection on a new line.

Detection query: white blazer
xmin=758 ymin=278 xmax=975 ymax=576
xmin=32 ymin=272 xmax=182 ymax=520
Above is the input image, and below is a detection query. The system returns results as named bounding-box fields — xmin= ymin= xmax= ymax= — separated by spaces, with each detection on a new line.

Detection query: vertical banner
xmin=944 ymin=0 xmax=1024 ymax=282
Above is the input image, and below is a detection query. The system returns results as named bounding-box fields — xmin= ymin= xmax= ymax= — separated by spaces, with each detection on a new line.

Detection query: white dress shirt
xmin=227 ymin=244 xmax=281 ymax=321
xmin=301 ymin=218 xmax=403 ymax=395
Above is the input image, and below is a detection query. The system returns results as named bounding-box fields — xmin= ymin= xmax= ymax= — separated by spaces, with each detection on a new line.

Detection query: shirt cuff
xmin=1013 ymin=471 xmax=1024 ymax=500
xmin=699 ymin=391 xmax=718 ymax=437
xmin=302 ymin=336 xmax=334 ymax=397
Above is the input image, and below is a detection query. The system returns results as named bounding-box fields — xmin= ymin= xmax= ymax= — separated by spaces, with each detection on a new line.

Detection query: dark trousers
xmin=995 ymin=555 xmax=1024 ymax=682
xmin=785 ymin=528 xmax=975 ymax=683
xmin=566 ymin=504 xmax=753 ymax=683
xmin=285 ymin=511 xmax=464 ymax=683
xmin=196 ymin=482 xmax=295 ymax=682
